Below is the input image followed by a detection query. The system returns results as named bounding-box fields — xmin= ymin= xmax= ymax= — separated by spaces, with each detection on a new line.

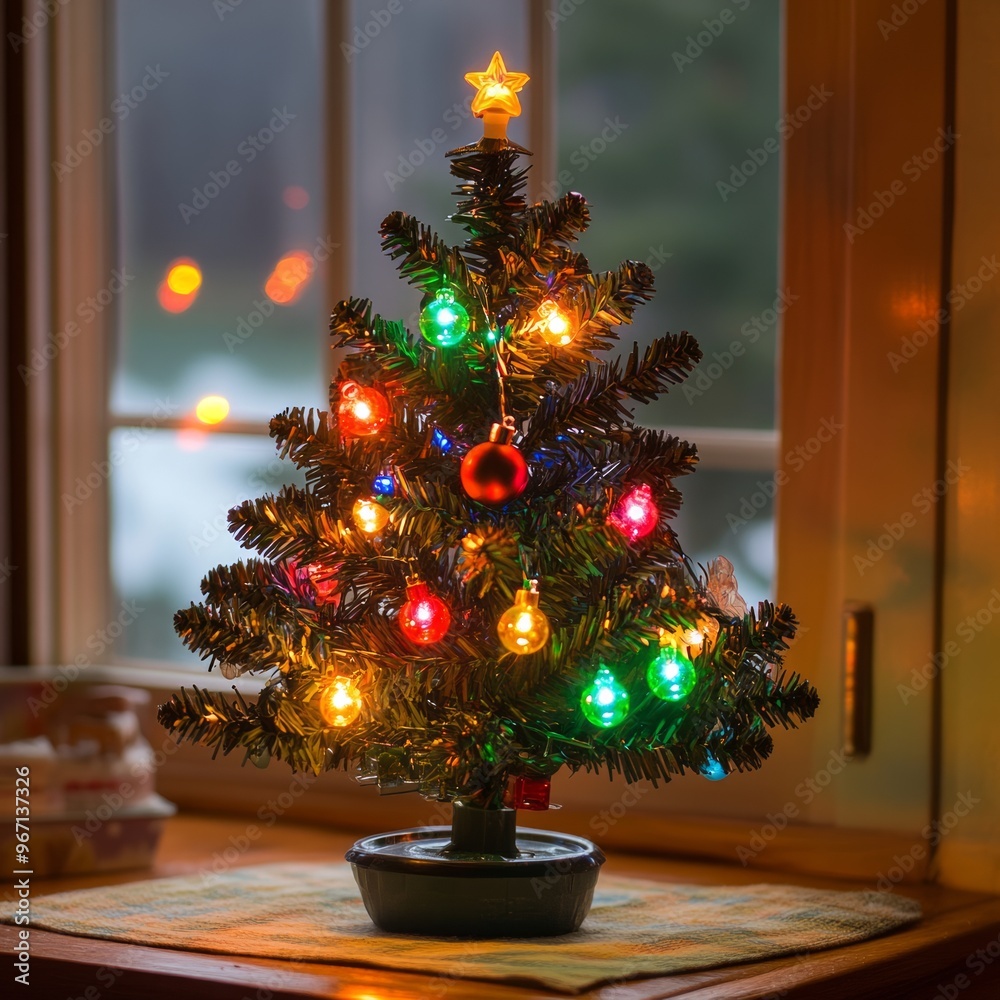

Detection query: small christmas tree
xmin=160 ymin=51 xmax=817 ymax=874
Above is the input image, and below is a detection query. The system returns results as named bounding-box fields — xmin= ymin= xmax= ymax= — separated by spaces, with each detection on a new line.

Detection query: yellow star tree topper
xmin=464 ymin=51 xmax=530 ymax=139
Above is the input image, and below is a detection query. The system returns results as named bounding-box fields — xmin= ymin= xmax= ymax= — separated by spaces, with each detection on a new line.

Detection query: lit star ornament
xmin=464 ymin=51 xmax=529 ymax=140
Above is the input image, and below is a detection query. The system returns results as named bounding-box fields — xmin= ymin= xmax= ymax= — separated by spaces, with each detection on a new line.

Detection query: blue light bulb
xmin=432 ymin=428 xmax=452 ymax=453
xmin=372 ymin=475 xmax=395 ymax=496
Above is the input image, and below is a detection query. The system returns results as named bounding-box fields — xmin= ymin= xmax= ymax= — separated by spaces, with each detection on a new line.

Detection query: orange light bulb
xmin=536 ymin=299 xmax=577 ymax=346
xmin=319 ymin=676 xmax=363 ymax=727
xmin=352 ymin=497 xmax=390 ymax=534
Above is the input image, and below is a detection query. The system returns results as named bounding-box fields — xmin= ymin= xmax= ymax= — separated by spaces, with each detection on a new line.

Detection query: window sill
xmin=2 ymin=813 xmax=998 ymax=999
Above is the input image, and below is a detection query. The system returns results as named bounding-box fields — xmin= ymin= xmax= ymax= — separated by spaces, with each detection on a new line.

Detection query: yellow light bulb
xmin=319 ymin=676 xmax=363 ymax=728
xmin=352 ymin=497 xmax=390 ymax=534
xmin=536 ymin=299 xmax=577 ymax=346
xmin=664 ymin=616 xmax=719 ymax=656
xmin=498 ymin=587 xmax=550 ymax=655
xmin=681 ymin=627 xmax=704 ymax=648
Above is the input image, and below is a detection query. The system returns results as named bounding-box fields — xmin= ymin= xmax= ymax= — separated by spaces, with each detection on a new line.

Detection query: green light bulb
xmin=419 ymin=289 xmax=470 ymax=347
xmin=581 ymin=666 xmax=630 ymax=728
xmin=646 ymin=645 xmax=697 ymax=702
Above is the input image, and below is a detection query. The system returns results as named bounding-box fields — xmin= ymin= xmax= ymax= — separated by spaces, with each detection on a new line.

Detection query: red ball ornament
xmin=399 ymin=578 xmax=451 ymax=645
xmin=609 ymin=483 xmax=659 ymax=541
xmin=336 ymin=381 xmax=390 ymax=438
xmin=460 ymin=420 xmax=529 ymax=505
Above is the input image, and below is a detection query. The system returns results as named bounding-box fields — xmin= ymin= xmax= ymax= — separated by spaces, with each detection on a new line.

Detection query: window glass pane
xmin=111 ymin=0 xmax=325 ymax=665
xmin=671 ymin=468 xmax=775 ymax=610
xmin=556 ymin=2 xmax=780 ymax=431
xmin=350 ymin=0 xmax=530 ymax=325
xmin=113 ymin=0 xmax=327 ymax=424
xmin=110 ymin=430 xmax=304 ymax=665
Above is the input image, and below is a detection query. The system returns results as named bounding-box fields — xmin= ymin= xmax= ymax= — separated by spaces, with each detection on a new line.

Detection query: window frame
xmin=12 ymin=0 xmax=958 ymax=881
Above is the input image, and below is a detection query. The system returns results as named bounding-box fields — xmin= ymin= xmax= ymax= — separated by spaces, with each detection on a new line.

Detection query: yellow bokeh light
xmin=195 ymin=395 xmax=230 ymax=425
xmin=166 ymin=261 xmax=202 ymax=295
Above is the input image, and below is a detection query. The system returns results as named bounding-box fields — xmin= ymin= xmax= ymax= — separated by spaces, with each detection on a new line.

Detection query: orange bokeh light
xmin=265 ymin=250 xmax=314 ymax=305
xmin=890 ymin=287 xmax=938 ymax=323
xmin=158 ymin=281 xmax=195 ymax=313
xmin=282 ymin=185 xmax=310 ymax=210
xmin=195 ymin=395 xmax=230 ymax=425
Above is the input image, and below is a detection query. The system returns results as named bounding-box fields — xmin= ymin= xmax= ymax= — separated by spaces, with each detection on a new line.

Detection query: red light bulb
xmin=609 ymin=484 xmax=659 ymax=541
xmin=399 ymin=580 xmax=451 ymax=645
xmin=336 ymin=381 xmax=390 ymax=438
xmin=305 ymin=561 xmax=339 ymax=607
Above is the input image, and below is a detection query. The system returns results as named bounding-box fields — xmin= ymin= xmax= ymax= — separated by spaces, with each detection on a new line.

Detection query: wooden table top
xmin=3 ymin=813 xmax=999 ymax=999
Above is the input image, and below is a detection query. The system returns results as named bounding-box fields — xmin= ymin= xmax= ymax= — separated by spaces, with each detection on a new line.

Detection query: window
xmin=20 ymin=0 xmax=952 ymax=874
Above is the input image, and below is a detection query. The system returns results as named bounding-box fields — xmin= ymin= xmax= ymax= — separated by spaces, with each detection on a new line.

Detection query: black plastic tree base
xmin=345 ymin=802 xmax=605 ymax=937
